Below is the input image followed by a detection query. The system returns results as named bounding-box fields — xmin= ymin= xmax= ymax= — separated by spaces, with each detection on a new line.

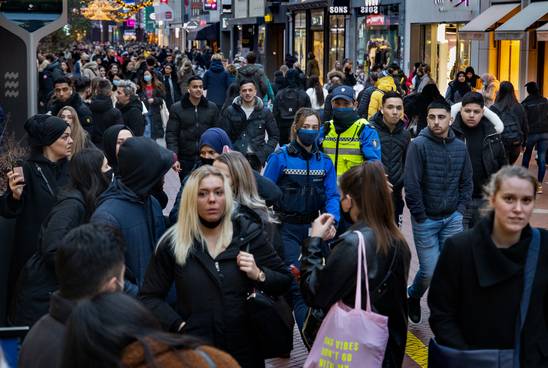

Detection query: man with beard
xmin=321 ymin=85 xmax=381 ymax=178
xmin=47 ymin=77 xmax=93 ymax=133
xmin=91 ymin=137 xmax=174 ymax=296
xmin=18 ymin=224 xmax=125 ymax=368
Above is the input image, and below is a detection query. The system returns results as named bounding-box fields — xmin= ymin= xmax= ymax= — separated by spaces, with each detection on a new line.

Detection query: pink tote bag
xmin=304 ymin=231 xmax=389 ymax=368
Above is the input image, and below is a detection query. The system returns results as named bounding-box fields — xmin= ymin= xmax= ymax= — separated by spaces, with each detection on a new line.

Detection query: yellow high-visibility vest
xmin=322 ymin=118 xmax=368 ymax=177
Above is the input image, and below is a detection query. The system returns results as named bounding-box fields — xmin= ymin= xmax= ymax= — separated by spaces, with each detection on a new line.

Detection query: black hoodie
xmin=47 ymin=92 xmax=94 ymax=133
xmin=90 ymin=95 xmax=123 ymax=146
xmin=116 ymin=95 xmax=145 ymax=136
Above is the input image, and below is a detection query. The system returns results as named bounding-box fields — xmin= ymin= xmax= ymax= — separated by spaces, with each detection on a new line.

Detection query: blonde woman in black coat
xmin=429 ymin=165 xmax=548 ymax=367
xmin=139 ymin=165 xmax=291 ymax=368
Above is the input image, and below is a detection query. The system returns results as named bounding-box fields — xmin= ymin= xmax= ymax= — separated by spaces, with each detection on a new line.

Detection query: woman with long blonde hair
xmin=140 ymin=165 xmax=291 ymax=368
xmin=58 ymin=106 xmax=92 ymax=156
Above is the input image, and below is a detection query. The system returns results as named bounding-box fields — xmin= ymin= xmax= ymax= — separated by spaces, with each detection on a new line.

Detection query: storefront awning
xmin=226 ymin=17 xmax=264 ymax=26
xmin=537 ymin=22 xmax=548 ymax=41
xmin=495 ymin=1 xmax=548 ymax=40
xmin=188 ymin=22 xmax=220 ymax=41
xmin=286 ymin=0 xmax=327 ymax=11
xmin=458 ymin=3 xmax=519 ymax=40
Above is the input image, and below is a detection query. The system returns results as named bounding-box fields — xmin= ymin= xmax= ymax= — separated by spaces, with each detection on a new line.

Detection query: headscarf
xmin=453 ymin=71 xmax=471 ymax=97
xmin=24 ymin=114 xmax=68 ymax=148
xmin=103 ymin=124 xmax=133 ymax=174
xmin=118 ymin=137 xmax=174 ymax=197
xmin=198 ymin=128 xmax=232 ymax=155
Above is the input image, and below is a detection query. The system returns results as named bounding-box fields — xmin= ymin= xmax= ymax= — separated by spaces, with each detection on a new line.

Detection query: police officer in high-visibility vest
xmin=321 ymin=85 xmax=381 ymax=177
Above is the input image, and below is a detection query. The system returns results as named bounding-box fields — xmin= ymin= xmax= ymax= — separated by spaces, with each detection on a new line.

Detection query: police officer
xmin=264 ymin=107 xmax=339 ymax=330
xmin=321 ymin=85 xmax=381 ymax=177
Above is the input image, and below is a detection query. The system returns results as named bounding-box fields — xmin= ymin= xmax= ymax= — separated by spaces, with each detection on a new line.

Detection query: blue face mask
xmin=297 ymin=128 xmax=320 ymax=147
xmin=113 ymin=79 xmax=121 ymax=86
xmin=144 ymin=75 xmax=152 ymax=82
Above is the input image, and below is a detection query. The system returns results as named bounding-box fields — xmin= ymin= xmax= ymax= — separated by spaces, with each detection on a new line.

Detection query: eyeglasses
xmin=55 ymin=87 xmax=70 ymax=93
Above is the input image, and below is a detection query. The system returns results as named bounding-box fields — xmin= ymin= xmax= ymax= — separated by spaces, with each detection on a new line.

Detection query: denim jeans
xmin=522 ymin=132 xmax=548 ymax=182
xmin=408 ymin=211 xmax=463 ymax=299
xmin=280 ymin=222 xmax=310 ymax=330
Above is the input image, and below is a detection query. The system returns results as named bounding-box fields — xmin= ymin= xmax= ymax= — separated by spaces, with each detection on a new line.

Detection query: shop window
xmin=498 ymin=40 xmax=521 ymax=97
xmin=294 ymin=12 xmax=307 ymax=69
xmin=357 ymin=5 xmax=400 ymax=69
xmin=310 ymin=9 xmax=325 ymax=82
xmin=329 ymin=15 xmax=345 ymax=72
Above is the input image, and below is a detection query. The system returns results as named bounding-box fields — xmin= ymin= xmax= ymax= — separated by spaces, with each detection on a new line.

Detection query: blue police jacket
xmin=264 ymin=141 xmax=340 ymax=222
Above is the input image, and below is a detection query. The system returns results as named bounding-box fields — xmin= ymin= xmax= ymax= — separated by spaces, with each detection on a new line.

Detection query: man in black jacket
xmin=220 ymin=80 xmax=280 ymax=169
xmin=47 ymin=77 xmax=93 ymax=133
xmin=115 ymin=81 xmax=145 ymax=137
xmin=370 ymin=92 xmax=410 ymax=227
xmin=166 ymin=76 xmax=219 ymax=181
xmin=90 ymin=79 xmax=123 ymax=147
xmin=522 ymin=81 xmax=548 ymax=193
xmin=273 ymin=69 xmax=311 ymax=145
xmin=451 ymin=92 xmax=507 ymax=228
xmin=18 ymin=224 xmax=125 ymax=368
xmin=404 ymin=100 xmax=473 ymax=324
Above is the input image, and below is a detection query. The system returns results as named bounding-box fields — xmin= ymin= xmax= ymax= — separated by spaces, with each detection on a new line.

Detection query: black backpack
xmin=277 ymin=88 xmax=303 ymax=120
xmin=492 ymin=105 xmax=523 ymax=144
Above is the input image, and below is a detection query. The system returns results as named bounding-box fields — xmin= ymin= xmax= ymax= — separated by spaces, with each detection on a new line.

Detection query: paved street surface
xmin=162 ymin=152 xmax=547 ymax=368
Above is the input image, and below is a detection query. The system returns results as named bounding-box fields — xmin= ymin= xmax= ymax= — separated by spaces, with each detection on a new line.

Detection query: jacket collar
xmin=472 ymin=215 xmax=531 ymax=287
xmin=372 ymin=112 xmax=404 ymax=133
xmin=450 ymin=102 xmax=504 ymax=134
xmin=180 ymin=92 xmax=208 ymax=109
xmin=49 ymin=291 xmax=76 ymax=325
xmin=452 ymin=114 xmax=496 ymax=137
xmin=232 ymin=95 xmax=263 ymax=111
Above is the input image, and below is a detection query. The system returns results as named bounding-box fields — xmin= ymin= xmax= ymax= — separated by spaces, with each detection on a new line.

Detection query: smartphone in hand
xmin=12 ymin=166 xmax=25 ymax=184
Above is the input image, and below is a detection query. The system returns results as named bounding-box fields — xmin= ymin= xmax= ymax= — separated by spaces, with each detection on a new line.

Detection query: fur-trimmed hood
xmin=451 ymin=102 xmax=504 ymax=134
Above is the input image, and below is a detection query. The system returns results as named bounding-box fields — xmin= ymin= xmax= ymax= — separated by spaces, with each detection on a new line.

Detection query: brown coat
xmin=122 ymin=339 xmax=241 ymax=368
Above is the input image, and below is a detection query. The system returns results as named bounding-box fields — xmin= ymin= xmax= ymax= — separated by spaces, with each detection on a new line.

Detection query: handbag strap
xmin=513 ymin=227 xmax=540 ymax=367
xmin=354 ymin=231 xmax=372 ymax=312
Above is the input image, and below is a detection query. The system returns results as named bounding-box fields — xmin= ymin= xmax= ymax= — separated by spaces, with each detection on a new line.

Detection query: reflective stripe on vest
xmin=322 ymin=118 xmax=368 ymax=177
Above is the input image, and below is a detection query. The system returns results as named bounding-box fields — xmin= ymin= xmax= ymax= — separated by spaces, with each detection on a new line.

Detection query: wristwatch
xmin=256 ymin=269 xmax=266 ymax=282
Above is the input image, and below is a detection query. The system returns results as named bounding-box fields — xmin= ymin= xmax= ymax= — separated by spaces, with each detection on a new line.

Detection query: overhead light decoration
xmin=82 ymin=0 xmax=154 ymax=22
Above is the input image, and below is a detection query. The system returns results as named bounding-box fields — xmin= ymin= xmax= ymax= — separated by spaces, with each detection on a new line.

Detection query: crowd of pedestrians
xmin=0 ymin=41 xmax=548 ymax=368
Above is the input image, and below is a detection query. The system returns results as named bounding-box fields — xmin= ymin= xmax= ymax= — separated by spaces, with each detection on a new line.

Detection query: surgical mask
xmin=113 ymin=79 xmax=121 ymax=86
xmin=144 ymin=75 xmax=152 ymax=82
xmin=297 ymin=128 xmax=320 ymax=147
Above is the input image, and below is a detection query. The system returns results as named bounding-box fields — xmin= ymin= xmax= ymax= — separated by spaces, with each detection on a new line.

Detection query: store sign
xmin=329 ymin=0 xmax=350 ymax=14
xmin=360 ymin=0 xmax=380 ymax=14
xmin=204 ymin=0 xmax=218 ymax=11
xmin=366 ymin=14 xmax=385 ymax=26
xmin=433 ymin=0 xmax=470 ymax=12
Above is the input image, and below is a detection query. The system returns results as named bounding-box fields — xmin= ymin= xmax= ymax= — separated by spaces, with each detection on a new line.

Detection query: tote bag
xmin=160 ymin=100 xmax=169 ymax=130
xmin=304 ymin=231 xmax=389 ymax=368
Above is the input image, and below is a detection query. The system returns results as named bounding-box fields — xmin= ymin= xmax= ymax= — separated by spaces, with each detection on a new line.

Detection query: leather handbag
xmin=428 ymin=228 xmax=541 ymax=368
xmin=244 ymin=245 xmax=295 ymax=359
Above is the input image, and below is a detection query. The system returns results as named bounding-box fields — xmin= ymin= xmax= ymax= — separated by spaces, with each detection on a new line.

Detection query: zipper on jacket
xmin=334 ymin=133 xmax=341 ymax=173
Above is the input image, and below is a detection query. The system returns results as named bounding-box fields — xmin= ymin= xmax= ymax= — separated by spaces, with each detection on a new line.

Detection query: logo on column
xmin=4 ymin=72 xmax=20 ymax=98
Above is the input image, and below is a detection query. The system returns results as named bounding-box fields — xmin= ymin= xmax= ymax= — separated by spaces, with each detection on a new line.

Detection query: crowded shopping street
xmin=1 ymin=0 xmax=548 ymax=367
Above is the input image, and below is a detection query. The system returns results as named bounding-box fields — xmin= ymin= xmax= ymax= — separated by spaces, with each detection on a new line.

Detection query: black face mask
xmin=201 ymin=157 xmax=215 ymax=166
xmin=199 ymin=216 xmax=223 ymax=229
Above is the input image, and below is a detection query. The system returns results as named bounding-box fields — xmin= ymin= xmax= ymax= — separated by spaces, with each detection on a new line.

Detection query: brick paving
xmin=161 ymin=148 xmax=547 ymax=368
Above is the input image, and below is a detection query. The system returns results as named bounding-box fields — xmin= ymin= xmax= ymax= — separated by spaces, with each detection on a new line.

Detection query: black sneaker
xmin=408 ymin=297 xmax=422 ymax=324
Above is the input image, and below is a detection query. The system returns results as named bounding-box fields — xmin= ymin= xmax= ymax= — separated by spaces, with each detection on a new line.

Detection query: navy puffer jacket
xmin=404 ymin=127 xmax=473 ymax=222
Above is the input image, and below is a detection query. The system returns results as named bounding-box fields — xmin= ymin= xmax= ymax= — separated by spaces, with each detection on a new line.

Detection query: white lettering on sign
xmin=329 ymin=6 xmax=348 ymax=14
xmin=4 ymin=72 xmax=19 ymax=98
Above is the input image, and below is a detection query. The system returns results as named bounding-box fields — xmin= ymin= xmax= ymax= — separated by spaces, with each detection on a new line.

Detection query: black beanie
xmin=24 ymin=114 xmax=69 ymax=148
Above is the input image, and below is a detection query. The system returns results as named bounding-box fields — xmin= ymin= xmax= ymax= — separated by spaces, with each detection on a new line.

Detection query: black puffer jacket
xmin=116 ymin=95 xmax=145 ymax=136
xmin=139 ymin=206 xmax=292 ymax=368
xmin=371 ymin=113 xmax=410 ymax=188
xmin=452 ymin=112 xmax=507 ymax=184
xmin=12 ymin=190 xmax=88 ymax=326
xmin=522 ymin=95 xmax=548 ymax=135
xmin=300 ymin=224 xmax=411 ymax=368
xmin=47 ymin=93 xmax=93 ymax=133
xmin=0 ymin=153 xmax=69 ymax=311
xmin=89 ymin=95 xmax=123 ymax=146
xmin=165 ymin=93 xmax=219 ymax=162
xmin=220 ymin=96 xmax=280 ymax=165
xmin=404 ymin=128 xmax=473 ymax=222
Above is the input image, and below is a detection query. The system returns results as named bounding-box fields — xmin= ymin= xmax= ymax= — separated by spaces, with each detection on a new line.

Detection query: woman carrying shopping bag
xmin=428 ymin=165 xmax=548 ymax=367
xmin=300 ymin=162 xmax=411 ymax=367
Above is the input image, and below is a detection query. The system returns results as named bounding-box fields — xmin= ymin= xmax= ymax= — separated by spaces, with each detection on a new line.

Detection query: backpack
xmin=492 ymin=105 xmax=523 ymax=144
xmin=277 ymin=88 xmax=304 ymax=120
